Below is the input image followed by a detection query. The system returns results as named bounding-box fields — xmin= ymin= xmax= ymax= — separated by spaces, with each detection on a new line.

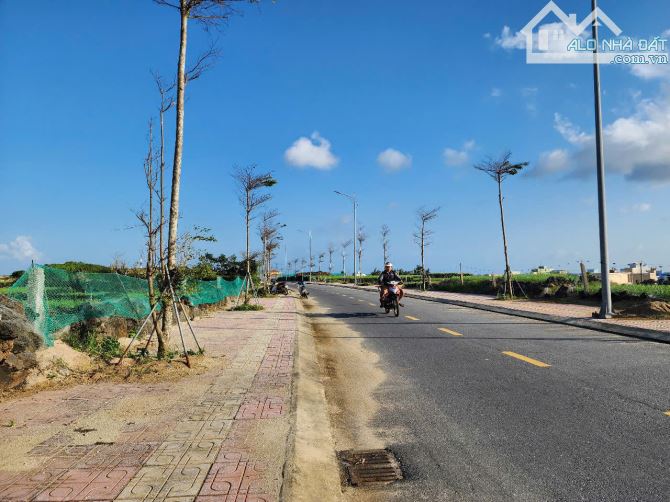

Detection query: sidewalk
xmin=0 ymin=297 xmax=298 ymax=501
xmin=327 ymin=283 xmax=670 ymax=343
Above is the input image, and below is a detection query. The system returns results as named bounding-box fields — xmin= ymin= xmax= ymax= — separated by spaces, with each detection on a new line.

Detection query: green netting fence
xmin=6 ymin=265 xmax=245 ymax=347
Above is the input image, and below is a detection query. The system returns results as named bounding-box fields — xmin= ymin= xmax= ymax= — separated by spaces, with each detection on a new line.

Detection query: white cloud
xmin=630 ymin=62 xmax=670 ymax=81
xmin=621 ymin=202 xmax=653 ymax=214
xmin=533 ymin=93 xmax=670 ymax=183
xmin=483 ymin=33 xmax=492 ymax=39
xmin=553 ymin=113 xmax=592 ymax=145
xmin=284 ymin=131 xmax=338 ymax=170
xmin=377 ymin=148 xmax=412 ymax=171
xmin=495 ymin=26 xmax=525 ymax=50
xmin=495 ymin=22 xmax=587 ymax=60
xmin=522 ymin=87 xmax=539 ymax=113
xmin=536 ymin=149 xmax=570 ymax=175
xmin=443 ymin=140 xmax=476 ymax=167
xmin=632 ymin=202 xmax=652 ymax=212
xmin=490 ymin=87 xmax=502 ymax=97
xmin=0 ymin=236 xmax=41 ymax=261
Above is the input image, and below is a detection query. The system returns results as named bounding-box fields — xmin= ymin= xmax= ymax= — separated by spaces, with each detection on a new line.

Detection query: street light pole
xmin=309 ymin=230 xmax=313 ymax=282
xmin=335 ymin=190 xmax=358 ymax=285
xmin=591 ymin=0 xmax=613 ymax=318
xmin=298 ymin=229 xmax=313 ymax=282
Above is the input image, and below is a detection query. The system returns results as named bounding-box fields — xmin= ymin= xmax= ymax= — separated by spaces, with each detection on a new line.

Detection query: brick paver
xmin=0 ymin=297 xmax=297 ymax=502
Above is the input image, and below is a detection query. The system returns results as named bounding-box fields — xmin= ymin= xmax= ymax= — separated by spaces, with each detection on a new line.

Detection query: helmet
xmin=385 ymin=262 xmax=393 ymax=268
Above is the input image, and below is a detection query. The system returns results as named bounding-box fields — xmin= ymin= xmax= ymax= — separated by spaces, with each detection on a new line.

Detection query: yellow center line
xmin=405 ymin=315 xmax=419 ymax=321
xmin=502 ymin=351 xmax=551 ymax=368
xmin=438 ymin=327 xmax=463 ymax=337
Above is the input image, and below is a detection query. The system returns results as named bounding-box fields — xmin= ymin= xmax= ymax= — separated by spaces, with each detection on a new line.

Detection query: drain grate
xmin=338 ymin=449 xmax=403 ymax=486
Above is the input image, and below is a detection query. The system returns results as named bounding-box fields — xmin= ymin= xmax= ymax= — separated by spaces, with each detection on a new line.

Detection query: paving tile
xmin=234 ymin=398 xmax=285 ymax=420
xmin=196 ymin=452 xmax=272 ymax=501
xmin=1 ymin=297 xmax=297 ymax=502
xmin=156 ymin=463 xmax=211 ymax=499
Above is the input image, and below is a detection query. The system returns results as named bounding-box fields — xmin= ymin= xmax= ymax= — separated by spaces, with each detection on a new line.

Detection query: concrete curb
xmin=318 ymin=282 xmax=670 ymax=344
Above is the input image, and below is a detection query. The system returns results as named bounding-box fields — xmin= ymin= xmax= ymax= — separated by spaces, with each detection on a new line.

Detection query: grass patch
xmin=62 ymin=331 xmax=121 ymax=361
xmin=231 ymin=303 xmax=264 ymax=311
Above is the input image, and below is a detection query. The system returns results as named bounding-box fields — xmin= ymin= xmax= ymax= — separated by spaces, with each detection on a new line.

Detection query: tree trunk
xmin=245 ymin=201 xmax=250 ymax=303
xmin=167 ymin=7 xmax=188 ymax=273
xmin=145 ymin=122 xmax=165 ymax=357
xmin=162 ymin=5 xmax=189 ymax=352
xmin=158 ymin=105 xmax=166 ymax=271
xmin=497 ymin=177 xmax=514 ymax=298
xmin=421 ymin=224 xmax=426 ymax=291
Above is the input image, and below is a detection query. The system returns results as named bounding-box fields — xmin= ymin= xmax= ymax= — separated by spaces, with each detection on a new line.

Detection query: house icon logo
xmin=521 ymin=1 xmax=622 ymax=64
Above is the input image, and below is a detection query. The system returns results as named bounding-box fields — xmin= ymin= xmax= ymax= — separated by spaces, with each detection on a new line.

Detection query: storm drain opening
xmin=338 ymin=449 xmax=403 ymax=487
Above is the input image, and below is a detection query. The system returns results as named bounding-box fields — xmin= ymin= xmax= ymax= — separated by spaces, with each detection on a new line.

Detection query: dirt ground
xmin=298 ymin=298 xmax=404 ymax=502
xmin=0 ymin=342 xmax=223 ymax=404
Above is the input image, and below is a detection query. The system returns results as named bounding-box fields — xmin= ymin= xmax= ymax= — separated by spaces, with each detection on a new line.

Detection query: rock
xmin=70 ymin=317 xmax=140 ymax=341
xmin=0 ymin=295 xmax=24 ymax=317
xmin=554 ymin=285 xmax=575 ymax=298
xmin=0 ymin=297 xmax=42 ymax=388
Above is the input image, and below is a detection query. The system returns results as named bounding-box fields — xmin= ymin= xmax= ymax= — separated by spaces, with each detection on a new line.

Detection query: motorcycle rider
xmin=378 ymin=262 xmax=404 ymax=307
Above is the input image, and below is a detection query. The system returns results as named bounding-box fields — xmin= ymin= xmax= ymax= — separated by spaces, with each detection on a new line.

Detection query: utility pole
xmin=591 ymin=0 xmax=613 ymax=318
xmin=335 ymin=191 xmax=358 ymax=285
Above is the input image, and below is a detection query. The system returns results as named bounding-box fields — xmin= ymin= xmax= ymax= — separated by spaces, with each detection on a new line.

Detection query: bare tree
xmin=258 ymin=210 xmax=283 ymax=288
xmin=380 ymin=224 xmax=390 ymax=265
xmin=327 ymin=243 xmax=335 ymax=275
xmin=233 ymin=165 xmax=277 ymax=301
xmin=356 ymin=225 xmax=367 ymax=277
xmin=317 ymin=252 xmax=325 ymax=280
xmin=151 ymin=72 xmax=175 ymax=271
xmin=292 ymin=258 xmax=299 ymax=277
xmin=135 ymin=119 xmax=168 ymax=357
xmin=341 ymin=239 xmax=352 ymax=276
xmin=110 ymin=254 xmax=129 ymax=274
xmin=154 ymin=0 xmax=257 ymax=278
xmin=413 ymin=207 xmax=440 ymax=291
xmin=474 ymin=151 xmax=527 ymax=298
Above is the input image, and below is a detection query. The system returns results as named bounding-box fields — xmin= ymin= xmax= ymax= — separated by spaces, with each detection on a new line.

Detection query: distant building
xmin=531 ymin=266 xmax=567 ymax=275
xmin=620 ymin=263 xmax=657 ymax=284
xmin=593 ymin=262 xmax=658 ymax=285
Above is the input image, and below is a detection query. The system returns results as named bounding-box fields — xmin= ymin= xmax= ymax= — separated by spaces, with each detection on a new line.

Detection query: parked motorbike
xmin=298 ymin=281 xmax=309 ymax=299
xmin=380 ymin=280 xmax=401 ymax=317
xmin=275 ymin=281 xmax=289 ymax=295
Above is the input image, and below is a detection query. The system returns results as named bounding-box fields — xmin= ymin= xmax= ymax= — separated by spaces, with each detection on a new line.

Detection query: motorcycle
xmin=298 ymin=281 xmax=309 ymax=299
xmin=380 ymin=280 xmax=401 ymax=317
xmin=275 ymin=281 xmax=289 ymax=295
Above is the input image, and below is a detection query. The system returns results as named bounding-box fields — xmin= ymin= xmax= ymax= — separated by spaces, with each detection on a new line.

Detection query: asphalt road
xmin=307 ymin=284 xmax=670 ymax=502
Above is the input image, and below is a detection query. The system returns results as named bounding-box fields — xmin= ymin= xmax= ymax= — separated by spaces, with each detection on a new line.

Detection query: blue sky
xmin=1 ymin=0 xmax=669 ymax=275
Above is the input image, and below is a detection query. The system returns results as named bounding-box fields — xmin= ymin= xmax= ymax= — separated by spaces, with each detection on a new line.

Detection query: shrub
xmin=63 ymin=330 xmax=121 ymax=361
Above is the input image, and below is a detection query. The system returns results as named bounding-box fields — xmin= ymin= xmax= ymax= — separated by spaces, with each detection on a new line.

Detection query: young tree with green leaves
xmin=233 ymin=165 xmax=277 ymax=302
xmin=474 ymin=151 xmax=528 ymax=298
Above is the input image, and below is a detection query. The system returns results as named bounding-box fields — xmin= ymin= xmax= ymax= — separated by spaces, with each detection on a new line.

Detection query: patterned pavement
xmin=0 ymin=297 xmax=298 ymax=502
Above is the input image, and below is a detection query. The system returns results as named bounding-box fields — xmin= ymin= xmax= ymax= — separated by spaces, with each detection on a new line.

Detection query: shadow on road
xmin=306 ymin=312 xmax=380 ymax=319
